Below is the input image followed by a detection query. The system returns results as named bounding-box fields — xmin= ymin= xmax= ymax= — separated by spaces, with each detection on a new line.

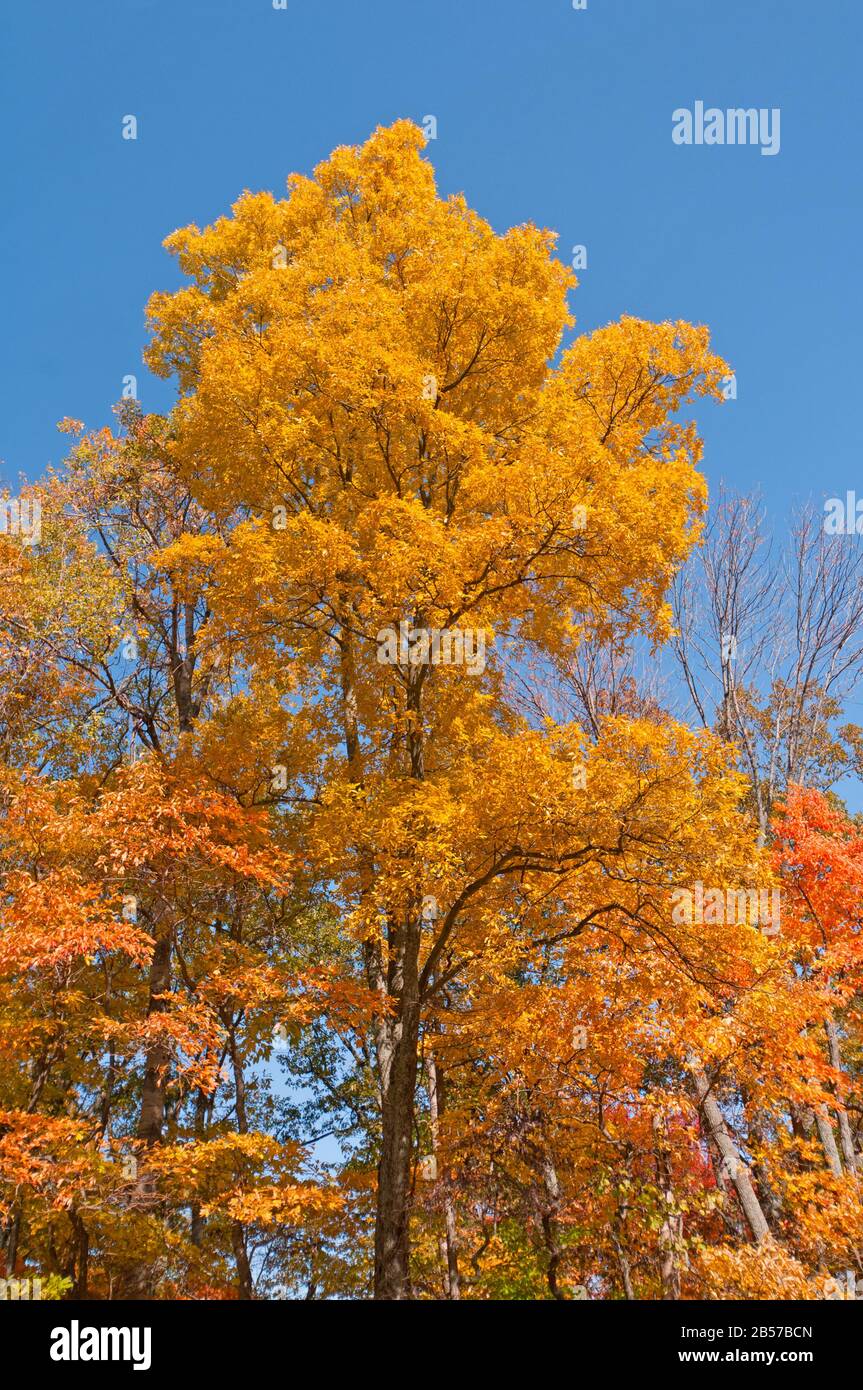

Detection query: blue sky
xmin=2 ymin=0 xmax=861 ymax=516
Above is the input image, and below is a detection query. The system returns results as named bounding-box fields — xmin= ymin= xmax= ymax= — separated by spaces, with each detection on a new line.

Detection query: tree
xmin=670 ymin=489 xmax=863 ymax=839
xmin=0 ymin=414 xmax=361 ymax=1299
xmin=142 ymin=119 xmax=735 ymax=1296
xmin=7 ymin=121 xmax=857 ymax=1303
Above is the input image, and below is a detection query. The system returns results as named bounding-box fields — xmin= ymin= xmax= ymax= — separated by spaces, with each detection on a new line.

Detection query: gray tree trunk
xmin=692 ymin=1063 xmax=770 ymax=1243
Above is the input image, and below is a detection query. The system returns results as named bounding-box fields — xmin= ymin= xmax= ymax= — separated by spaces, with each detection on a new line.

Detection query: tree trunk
xmin=228 ymin=1021 xmax=254 ymax=1299
xmin=231 ymin=1223 xmax=254 ymax=1300
xmin=127 ymin=927 xmax=172 ymax=1298
xmin=612 ymin=1147 xmax=636 ymax=1299
xmin=653 ymin=1112 xmax=681 ymax=1298
xmin=611 ymin=1230 xmax=635 ymax=1300
xmin=373 ymin=931 xmax=421 ymax=1300
xmin=426 ymin=1050 xmax=460 ymax=1298
xmin=372 ymin=651 xmax=427 ymax=1299
xmin=71 ymin=1210 xmax=89 ymax=1299
xmin=740 ymin=1086 xmax=785 ymax=1227
xmin=692 ymin=1063 xmax=770 ymax=1243
xmin=814 ymin=1104 xmax=843 ymax=1177
xmin=2 ymin=1213 xmax=20 ymax=1276
xmin=539 ymin=1150 xmax=566 ymax=1300
xmin=190 ymin=1086 xmax=210 ymax=1247
xmin=136 ymin=930 xmax=172 ymax=1145
xmin=825 ymin=1018 xmax=858 ymax=1175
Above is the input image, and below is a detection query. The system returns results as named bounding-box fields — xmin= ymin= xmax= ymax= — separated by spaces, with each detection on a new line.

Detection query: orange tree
xmin=0 ymin=424 xmax=363 ymax=1298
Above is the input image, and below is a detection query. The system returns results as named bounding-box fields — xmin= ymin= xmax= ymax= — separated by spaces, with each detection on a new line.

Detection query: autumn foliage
xmin=1 ymin=123 xmax=860 ymax=1301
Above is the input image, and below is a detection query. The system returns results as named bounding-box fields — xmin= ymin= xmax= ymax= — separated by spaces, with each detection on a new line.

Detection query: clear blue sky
xmin=2 ymin=0 xmax=861 ymax=522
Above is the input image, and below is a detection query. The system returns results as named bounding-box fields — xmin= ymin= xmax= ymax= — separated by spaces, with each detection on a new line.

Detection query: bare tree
xmin=671 ymin=488 xmax=863 ymax=839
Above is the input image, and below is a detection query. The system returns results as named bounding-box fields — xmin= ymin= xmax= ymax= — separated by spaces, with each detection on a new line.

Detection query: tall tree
xmin=143 ymin=120 xmax=733 ymax=1296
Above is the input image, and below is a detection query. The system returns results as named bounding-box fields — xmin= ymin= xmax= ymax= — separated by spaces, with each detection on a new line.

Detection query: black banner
xmin=3 ymin=1296 xmax=854 ymax=1379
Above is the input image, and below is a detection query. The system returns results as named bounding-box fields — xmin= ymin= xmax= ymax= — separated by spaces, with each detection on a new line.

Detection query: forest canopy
xmin=1 ymin=123 xmax=861 ymax=1302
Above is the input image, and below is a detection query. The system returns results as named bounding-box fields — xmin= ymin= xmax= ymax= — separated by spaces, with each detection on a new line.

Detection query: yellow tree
xmin=144 ymin=121 xmax=733 ymax=1297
